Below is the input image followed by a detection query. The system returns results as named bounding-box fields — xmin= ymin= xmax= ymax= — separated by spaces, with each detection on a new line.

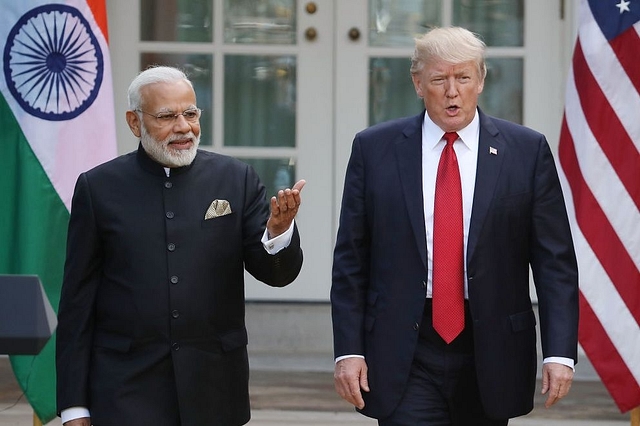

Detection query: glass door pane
xmin=369 ymin=57 xmax=422 ymax=124
xmin=368 ymin=0 xmax=441 ymax=47
xmin=224 ymin=0 xmax=296 ymax=44
xmin=223 ymin=55 xmax=296 ymax=148
xmin=481 ymin=58 xmax=523 ymax=124
xmin=140 ymin=0 xmax=213 ymax=42
xmin=453 ymin=0 xmax=524 ymax=46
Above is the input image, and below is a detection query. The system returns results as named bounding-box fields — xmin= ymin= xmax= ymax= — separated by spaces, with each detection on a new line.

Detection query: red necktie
xmin=432 ymin=132 xmax=465 ymax=343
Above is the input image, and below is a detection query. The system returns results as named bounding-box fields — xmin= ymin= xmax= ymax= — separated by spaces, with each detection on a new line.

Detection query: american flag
xmin=558 ymin=0 xmax=640 ymax=413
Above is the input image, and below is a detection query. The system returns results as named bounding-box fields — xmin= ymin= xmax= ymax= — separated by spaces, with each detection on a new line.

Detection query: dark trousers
xmin=378 ymin=300 xmax=508 ymax=426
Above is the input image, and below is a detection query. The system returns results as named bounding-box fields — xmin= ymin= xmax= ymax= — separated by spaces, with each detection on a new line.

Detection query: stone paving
xmin=248 ymin=370 xmax=628 ymax=422
xmin=0 ymin=357 xmax=633 ymax=425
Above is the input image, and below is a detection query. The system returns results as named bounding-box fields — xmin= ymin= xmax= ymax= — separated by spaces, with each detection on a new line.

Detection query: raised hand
xmin=266 ymin=179 xmax=306 ymax=238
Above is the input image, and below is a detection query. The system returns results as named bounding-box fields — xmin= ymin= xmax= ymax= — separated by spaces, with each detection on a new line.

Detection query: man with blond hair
xmin=332 ymin=27 xmax=578 ymax=425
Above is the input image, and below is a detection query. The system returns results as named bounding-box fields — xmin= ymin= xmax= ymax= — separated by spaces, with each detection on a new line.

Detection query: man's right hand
xmin=63 ymin=417 xmax=91 ymax=426
xmin=334 ymin=357 xmax=370 ymax=409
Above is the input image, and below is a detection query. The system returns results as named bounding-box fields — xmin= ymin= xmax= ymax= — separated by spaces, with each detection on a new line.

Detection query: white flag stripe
xmin=558 ymin=168 xmax=640 ymax=385
xmin=578 ymin=9 xmax=640 ymax=149
xmin=564 ymin=72 xmax=640 ymax=270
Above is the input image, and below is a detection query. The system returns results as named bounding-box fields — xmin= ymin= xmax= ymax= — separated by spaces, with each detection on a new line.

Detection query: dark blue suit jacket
xmin=331 ymin=110 xmax=578 ymax=419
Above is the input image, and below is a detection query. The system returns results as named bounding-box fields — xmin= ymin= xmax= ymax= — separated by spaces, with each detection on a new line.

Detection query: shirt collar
xmin=422 ymin=109 xmax=480 ymax=154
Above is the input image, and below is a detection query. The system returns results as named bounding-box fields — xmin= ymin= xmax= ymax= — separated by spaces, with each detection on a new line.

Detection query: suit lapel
xmin=467 ymin=112 xmax=505 ymax=264
xmin=395 ymin=112 xmax=428 ymax=270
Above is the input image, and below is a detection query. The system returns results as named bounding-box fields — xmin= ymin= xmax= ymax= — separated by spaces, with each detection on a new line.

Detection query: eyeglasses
xmin=136 ymin=108 xmax=202 ymax=125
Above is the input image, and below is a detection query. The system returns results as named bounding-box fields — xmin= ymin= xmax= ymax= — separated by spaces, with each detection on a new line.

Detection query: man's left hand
xmin=267 ymin=179 xmax=306 ymax=237
xmin=541 ymin=362 xmax=574 ymax=408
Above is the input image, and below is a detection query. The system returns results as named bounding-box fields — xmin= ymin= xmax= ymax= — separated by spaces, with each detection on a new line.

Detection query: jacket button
xmin=167 ymin=243 xmax=176 ymax=251
xmin=171 ymin=310 xmax=179 ymax=319
xmin=166 ymin=211 xmax=174 ymax=219
xmin=413 ymin=322 xmax=420 ymax=331
xmin=170 ymin=276 xmax=179 ymax=284
xmin=172 ymin=342 xmax=180 ymax=351
xmin=165 ymin=181 xmax=173 ymax=189
xmin=422 ymin=281 xmax=427 ymax=288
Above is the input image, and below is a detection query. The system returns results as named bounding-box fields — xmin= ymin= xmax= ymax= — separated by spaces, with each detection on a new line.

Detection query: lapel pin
xmin=489 ymin=147 xmax=498 ymax=155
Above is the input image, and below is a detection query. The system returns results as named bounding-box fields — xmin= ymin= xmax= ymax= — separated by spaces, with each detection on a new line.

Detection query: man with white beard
xmin=56 ymin=66 xmax=305 ymax=426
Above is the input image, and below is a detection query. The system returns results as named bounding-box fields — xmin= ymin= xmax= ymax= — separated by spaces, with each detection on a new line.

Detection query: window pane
xmin=479 ymin=58 xmax=523 ymax=123
xmin=224 ymin=55 xmax=296 ymax=147
xmin=224 ymin=0 xmax=296 ymax=44
xmin=242 ymin=158 xmax=296 ymax=199
xmin=141 ymin=0 xmax=212 ymax=42
xmin=369 ymin=0 xmax=441 ymax=47
xmin=369 ymin=57 xmax=422 ymax=125
xmin=453 ymin=0 xmax=524 ymax=47
xmin=140 ymin=53 xmax=213 ymax=145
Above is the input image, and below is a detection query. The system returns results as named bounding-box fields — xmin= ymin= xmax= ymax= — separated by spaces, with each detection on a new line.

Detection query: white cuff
xmin=543 ymin=356 xmax=575 ymax=371
xmin=61 ymin=407 xmax=91 ymax=423
xmin=261 ymin=221 xmax=294 ymax=254
xmin=335 ymin=354 xmax=365 ymax=363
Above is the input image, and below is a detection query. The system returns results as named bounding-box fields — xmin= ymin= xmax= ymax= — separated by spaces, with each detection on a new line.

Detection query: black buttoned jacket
xmin=57 ymin=145 xmax=303 ymax=426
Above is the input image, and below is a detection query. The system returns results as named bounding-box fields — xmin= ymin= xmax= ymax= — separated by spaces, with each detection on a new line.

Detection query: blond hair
xmin=410 ymin=27 xmax=487 ymax=80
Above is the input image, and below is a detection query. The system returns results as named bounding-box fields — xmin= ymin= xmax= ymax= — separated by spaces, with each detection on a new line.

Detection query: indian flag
xmin=0 ymin=0 xmax=116 ymax=422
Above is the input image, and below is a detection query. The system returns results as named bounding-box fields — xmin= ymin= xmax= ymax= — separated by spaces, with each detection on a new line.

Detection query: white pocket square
xmin=204 ymin=199 xmax=232 ymax=220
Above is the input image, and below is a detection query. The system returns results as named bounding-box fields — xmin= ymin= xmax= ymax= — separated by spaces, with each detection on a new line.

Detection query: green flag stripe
xmin=1 ymin=93 xmax=69 ymax=423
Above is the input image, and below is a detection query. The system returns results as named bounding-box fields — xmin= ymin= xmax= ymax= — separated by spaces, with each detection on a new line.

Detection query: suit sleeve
xmin=241 ymin=164 xmax=303 ymax=287
xmin=529 ymin=137 xmax=579 ymax=362
xmin=331 ymin=136 xmax=370 ymax=358
xmin=56 ymin=173 xmax=102 ymax=413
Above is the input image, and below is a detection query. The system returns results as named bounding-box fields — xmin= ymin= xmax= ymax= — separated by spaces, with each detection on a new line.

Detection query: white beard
xmin=140 ymin=124 xmax=200 ymax=167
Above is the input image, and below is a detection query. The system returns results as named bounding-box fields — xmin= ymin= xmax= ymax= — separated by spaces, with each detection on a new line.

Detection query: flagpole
xmin=33 ymin=412 xmax=42 ymax=426
xmin=631 ymin=407 xmax=640 ymax=426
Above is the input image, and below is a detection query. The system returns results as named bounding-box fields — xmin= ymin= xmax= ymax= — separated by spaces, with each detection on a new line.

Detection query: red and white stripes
xmin=558 ymin=0 xmax=640 ymax=413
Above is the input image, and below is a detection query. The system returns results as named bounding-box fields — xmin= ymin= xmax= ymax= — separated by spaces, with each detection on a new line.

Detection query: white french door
xmin=107 ymin=0 xmax=570 ymax=301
